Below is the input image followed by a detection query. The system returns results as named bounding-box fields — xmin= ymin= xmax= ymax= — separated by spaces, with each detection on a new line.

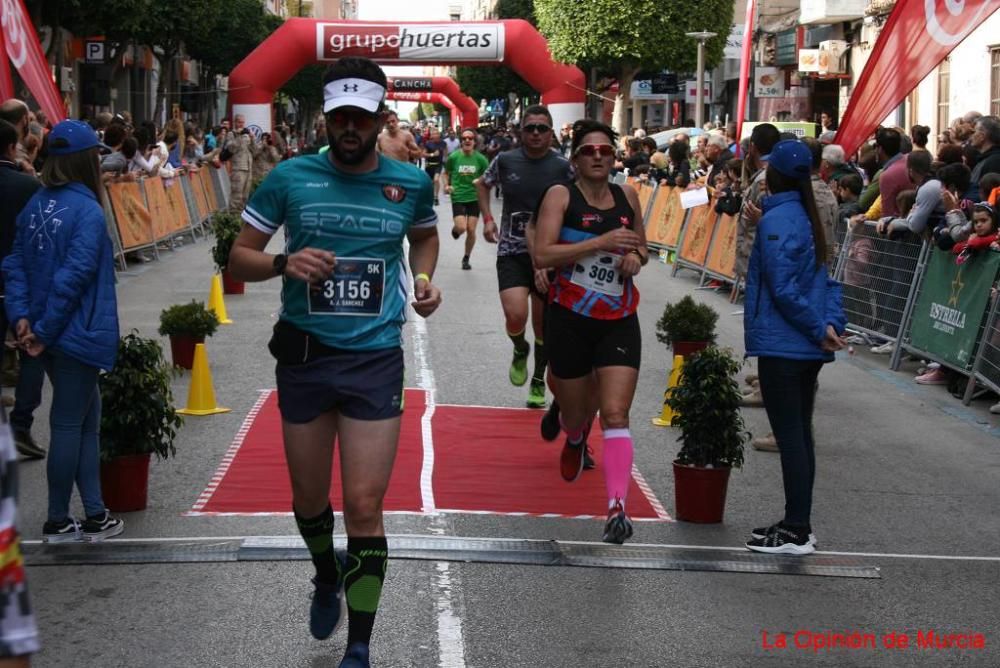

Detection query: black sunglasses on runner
xmin=522 ymin=123 xmax=551 ymax=134
xmin=329 ymin=109 xmax=379 ymax=131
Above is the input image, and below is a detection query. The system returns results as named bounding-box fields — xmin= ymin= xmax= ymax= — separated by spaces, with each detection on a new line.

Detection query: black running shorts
xmin=273 ymin=327 xmax=404 ymax=423
xmin=451 ymin=201 xmax=480 ymax=218
xmin=545 ymin=303 xmax=641 ymax=379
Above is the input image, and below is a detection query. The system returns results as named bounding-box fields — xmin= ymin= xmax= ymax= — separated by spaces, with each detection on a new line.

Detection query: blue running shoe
xmin=339 ymin=642 xmax=370 ymax=668
xmin=309 ymin=553 xmax=346 ymax=640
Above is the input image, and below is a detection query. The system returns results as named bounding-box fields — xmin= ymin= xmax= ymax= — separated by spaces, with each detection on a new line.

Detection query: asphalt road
xmin=15 ymin=192 xmax=1000 ymax=667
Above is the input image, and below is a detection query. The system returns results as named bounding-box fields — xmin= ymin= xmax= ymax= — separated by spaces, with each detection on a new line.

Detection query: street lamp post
xmin=685 ymin=31 xmax=717 ymax=130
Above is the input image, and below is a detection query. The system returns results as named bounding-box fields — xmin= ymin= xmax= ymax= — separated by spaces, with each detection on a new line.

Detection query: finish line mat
xmin=189 ymin=389 xmax=670 ymax=521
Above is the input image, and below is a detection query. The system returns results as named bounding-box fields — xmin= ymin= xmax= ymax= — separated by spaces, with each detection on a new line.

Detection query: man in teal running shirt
xmin=228 ymin=57 xmax=441 ymax=668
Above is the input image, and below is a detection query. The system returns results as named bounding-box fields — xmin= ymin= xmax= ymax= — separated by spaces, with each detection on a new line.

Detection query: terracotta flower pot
xmin=221 ymin=270 xmax=245 ymax=295
xmin=100 ymin=453 xmax=151 ymax=512
xmin=169 ymin=335 xmax=204 ymax=370
xmin=673 ymin=461 xmax=731 ymax=523
xmin=672 ymin=340 xmax=710 ymax=359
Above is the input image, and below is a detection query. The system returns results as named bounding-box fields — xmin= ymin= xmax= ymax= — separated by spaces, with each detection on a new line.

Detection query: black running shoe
xmin=540 ymin=401 xmax=560 ymax=441
xmin=339 ymin=642 xmax=370 ymax=668
xmin=751 ymin=523 xmax=817 ymax=546
xmin=602 ymin=498 xmax=633 ymax=544
xmin=81 ymin=510 xmax=124 ymax=542
xmin=746 ymin=523 xmax=815 ymax=555
xmin=461 ymin=256 xmax=471 ymax=270
xmin=42 ymin=517 xmax=81 ymax=543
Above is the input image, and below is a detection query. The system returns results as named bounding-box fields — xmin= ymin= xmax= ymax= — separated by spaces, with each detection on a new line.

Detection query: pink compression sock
xmin=602 ymin=428 xmax=634 ymax=504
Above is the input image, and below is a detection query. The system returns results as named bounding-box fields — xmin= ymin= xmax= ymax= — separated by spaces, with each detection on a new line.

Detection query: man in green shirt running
xmin=443 ymin=129 xmax=489 ymax=270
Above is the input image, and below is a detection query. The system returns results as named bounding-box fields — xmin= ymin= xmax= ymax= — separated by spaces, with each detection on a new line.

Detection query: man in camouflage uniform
xmin=226 ymin=114 xmax=255 ymax=213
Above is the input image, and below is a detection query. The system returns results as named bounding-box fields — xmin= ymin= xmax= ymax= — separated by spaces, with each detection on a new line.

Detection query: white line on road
xmin=409 ymin=268 xmax=466 ymax=668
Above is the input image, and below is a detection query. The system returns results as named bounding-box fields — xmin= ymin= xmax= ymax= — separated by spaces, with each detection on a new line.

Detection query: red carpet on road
xmin=190 ymin=389 xmax=669 ymax=521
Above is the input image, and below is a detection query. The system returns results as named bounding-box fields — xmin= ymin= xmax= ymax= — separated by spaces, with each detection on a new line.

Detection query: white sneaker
xmin=870 ymin=341 xmax=894 ymax=354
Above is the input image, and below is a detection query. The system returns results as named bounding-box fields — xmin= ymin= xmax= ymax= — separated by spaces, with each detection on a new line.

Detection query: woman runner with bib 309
xmin=532 ymin=119 xmax=648 ymax=544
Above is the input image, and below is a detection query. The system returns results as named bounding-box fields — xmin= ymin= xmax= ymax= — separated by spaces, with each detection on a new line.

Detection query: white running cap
xmin=323 ymin=78 xmax=386 ymax=113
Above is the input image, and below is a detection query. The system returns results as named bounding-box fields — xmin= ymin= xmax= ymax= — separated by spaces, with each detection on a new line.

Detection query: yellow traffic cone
xmin=207 ymin=274 xmax=233 ymax=325
xmin=177 ymin=343 xmax=230 ymax=416
xmin=652 ymin=354 xmax=684 ymax=427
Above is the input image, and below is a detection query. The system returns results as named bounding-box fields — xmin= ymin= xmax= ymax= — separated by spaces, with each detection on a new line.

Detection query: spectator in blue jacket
xmin=1 ymin=120 xmax=124 ymax=544
xmin=743 ymin=139 xmax=847 ymax=557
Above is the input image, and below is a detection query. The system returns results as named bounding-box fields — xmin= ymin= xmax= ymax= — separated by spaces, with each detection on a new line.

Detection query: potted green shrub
xmin=666 ymin=346 xmax=750 ymax=523
xmin=99 ymin=331 xmax=184 ymax=511
xmin=656 ymin=295 xmax=718 ymax=358
xmin=210 ymin=211 xmax=244 ymax=294
xmin=158 ymin=300 xmax=219 ymax=369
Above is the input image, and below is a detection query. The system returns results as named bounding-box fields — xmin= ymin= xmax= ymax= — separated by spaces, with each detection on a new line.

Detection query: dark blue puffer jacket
xmin=744 ymin=191 xmax=846 ymax=361
xmin=3 ymin=183 xmax=119 ymax=370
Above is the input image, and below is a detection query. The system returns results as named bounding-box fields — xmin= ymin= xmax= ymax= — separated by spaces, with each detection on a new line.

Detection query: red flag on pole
xmin=834 ymin=0 xmax=999 ymax=158
xmin=0 ymin=24 xmax=14 ymax=102
xmin=735 ymin=0 xmax=756 ymax=146
xmin=1 ymin=0 xmax=66 ymax=122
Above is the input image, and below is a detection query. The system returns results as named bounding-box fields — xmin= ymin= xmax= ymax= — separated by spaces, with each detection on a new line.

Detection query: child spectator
xmin=714 ymin=158 xmax=743 ymax=216
xmin=955 ymin=202 xmax=998 ymax=264
xmin=835 ymin=173 xmax=863 ymax=244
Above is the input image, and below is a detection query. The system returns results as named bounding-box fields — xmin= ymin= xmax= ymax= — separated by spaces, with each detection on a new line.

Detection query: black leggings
xmin=757 ymin=357 xmax=823 ymax=529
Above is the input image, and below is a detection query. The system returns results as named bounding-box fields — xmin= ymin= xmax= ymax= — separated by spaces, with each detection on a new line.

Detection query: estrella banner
xmin=835 ymin=0 xmax=999 ymax=158
xmin=1 ymin=0 xmax=66 ymax=122
xmin=908 ymin=249 xmax=1000 ymax=369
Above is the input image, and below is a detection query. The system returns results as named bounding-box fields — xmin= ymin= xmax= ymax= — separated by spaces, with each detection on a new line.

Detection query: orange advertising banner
xmin=644 ymin=187 xmax=687 ymax=248
xmin=200 ymin=168 xmax=220 ymax=211
xmin=163 ymin=178 xmax=192 ymax=233
xmin=636 ymin=182 xmax=655 ymax=218
xmin=143 ymin=177 xmax=174 ymax=241
xmin=190 ymin=171 xmax=211 ymax=221
xmin=705 ymin=212 xmax=738 ymax=280
xmin=678 ymin=205 xmax=718 ymax=266
xmin=107 ymin=182 xmax=153 ymax=250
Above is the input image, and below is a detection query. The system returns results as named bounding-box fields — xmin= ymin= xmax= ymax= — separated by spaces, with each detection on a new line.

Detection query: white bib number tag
xmin=571 ymin=252 xmax=624 ymax=296
xmin=308 ymin=257 xmax=385 ymax=317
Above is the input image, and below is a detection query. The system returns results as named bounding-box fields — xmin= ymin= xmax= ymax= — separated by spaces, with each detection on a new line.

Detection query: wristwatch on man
xmin=273 ymin=253 xmax=287 ymax=276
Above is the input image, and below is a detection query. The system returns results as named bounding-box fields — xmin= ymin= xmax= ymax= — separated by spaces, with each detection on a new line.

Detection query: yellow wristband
xmin=415 ymin=272 xmax=431 ymax=283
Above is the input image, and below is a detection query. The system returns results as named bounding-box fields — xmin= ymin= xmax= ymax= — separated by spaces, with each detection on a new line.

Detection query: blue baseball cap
xmin=762 ymin=139 xmax=812 ymax=180
xmin=47 ymin=120 xmax=109 ymax=156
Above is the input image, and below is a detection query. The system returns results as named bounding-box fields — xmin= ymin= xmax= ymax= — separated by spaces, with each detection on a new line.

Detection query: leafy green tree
xmin=187 ymin=0 xmax=278 ymax=79
xmin=279 ymin=64 xmax=324 ymax=135
xmin=535 ymin=0 xmax=734 ymax=134
xmin=454 ymin=0 xmax=536 ymax=113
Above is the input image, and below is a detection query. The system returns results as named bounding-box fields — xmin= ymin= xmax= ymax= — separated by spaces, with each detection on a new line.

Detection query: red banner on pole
xmin=735 ymin=0 xmax=756 ymax=146
xmin=1 ymin=0 xmax=66 ymax=122
xmin=0 ymin=23 xmax=14 ymax=101
xmin=835 ymin=0 xmax=999 ymax=158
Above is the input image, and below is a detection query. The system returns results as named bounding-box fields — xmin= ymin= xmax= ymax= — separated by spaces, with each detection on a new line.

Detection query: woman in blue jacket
xmin=2 ymin=120 xmax=123 ymax=543
xmin=743 ymin=140 xmax=847 ymax=556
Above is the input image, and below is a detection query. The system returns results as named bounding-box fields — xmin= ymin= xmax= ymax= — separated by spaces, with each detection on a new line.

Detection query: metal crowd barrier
xmin=829 ymin=221 xmax=929 ymax=362
xmin=966 ymin=295 xmax=1000 ymax=404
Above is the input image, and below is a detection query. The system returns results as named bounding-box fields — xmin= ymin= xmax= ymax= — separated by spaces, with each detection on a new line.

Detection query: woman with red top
xmin=533 ymin=119 xmax=648 ymax=544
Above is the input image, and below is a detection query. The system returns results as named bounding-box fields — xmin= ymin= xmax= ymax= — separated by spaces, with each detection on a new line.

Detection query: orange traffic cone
xmin=207 ymin=274 xmax=233 ymax=325
xmin=177 ymin=343 xmax=230 ymax=416
xmin=652 ymin=354 xmax=684 ymax=427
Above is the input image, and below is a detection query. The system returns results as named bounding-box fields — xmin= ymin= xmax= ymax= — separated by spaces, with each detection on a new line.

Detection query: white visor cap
xmin=323 ymin=78 xmax=386 ymax=114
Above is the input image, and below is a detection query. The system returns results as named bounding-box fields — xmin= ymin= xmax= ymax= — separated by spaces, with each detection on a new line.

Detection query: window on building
xmin=937 ymin=58 xmax=950 ymax=134
xmin=991 ymin=46 xmax=1000 ymax=116
xmin=450 ymin=13 xmax=461 ymax=21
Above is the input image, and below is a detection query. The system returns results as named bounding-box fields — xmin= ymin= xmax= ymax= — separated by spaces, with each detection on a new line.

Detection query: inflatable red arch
xmin=388 ymin=91 xmax=464 ymax=129
xmin=228 ymin=18 xmax=584 ymax=135
xmin=387 ymin=76 xmax=479 ymax=128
